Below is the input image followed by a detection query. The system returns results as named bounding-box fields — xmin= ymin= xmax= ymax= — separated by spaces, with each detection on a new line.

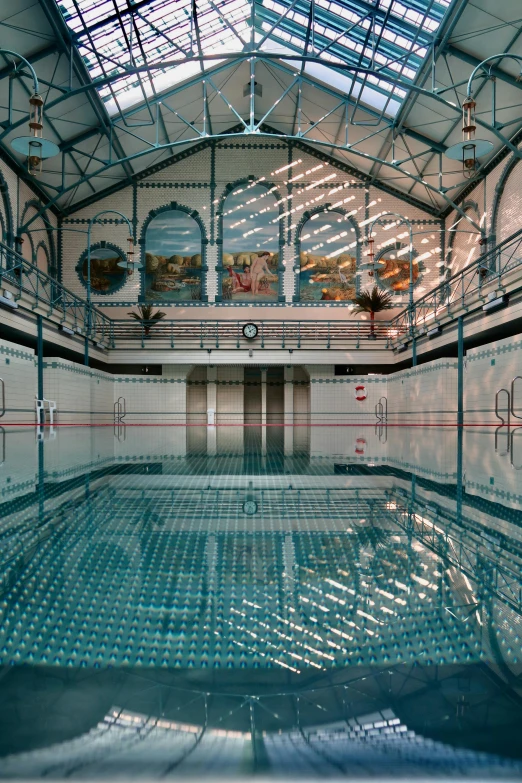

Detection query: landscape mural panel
xmin=221 ymin=184 xmax=280 ymax=302
xmin=81 ymin=247 xmax=126 ymax=294
xmin=145 ymin=210 xmax=203 ymax=302
xmin=299 ymin=212 xmax=357 ymax=301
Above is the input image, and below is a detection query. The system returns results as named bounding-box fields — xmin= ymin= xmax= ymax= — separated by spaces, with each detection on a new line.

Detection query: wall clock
xmin=243 ymin=499 xmax=258 ymax=516
xmin=242 ymin=322 xmax=258 ymax=339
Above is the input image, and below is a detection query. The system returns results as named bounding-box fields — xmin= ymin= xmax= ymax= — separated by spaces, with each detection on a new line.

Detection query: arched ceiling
xmin=1 ymin=0 xmax=522 ymax=217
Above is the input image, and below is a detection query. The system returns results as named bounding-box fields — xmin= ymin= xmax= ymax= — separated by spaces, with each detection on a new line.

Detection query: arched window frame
xmin=371 ymin=240 xmax=422 ymax=298
xmin=19 ymin=199 xmax=57 ymax=277
xmin=139 ymin=201 xmax=208 ymax=304
xmin=293 ymin=204 xmax=361 ymax=304
xmin=0 ymin=171 xmax=13 ymax=248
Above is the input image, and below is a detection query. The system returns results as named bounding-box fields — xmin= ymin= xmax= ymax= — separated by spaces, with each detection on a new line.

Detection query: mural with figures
xmin=221 ymin=184 xmax=280 ymax=301
xmin=299 ymin=212 xmax=358 ymax=301
xmin=144 ymin=209 xmax=203 ymax=302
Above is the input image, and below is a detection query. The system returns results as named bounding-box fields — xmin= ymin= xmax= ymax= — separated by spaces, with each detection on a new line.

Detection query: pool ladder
xmin=494 ymin=377 xmax=522 ymax=468
xmin=0 ymin=377 xmax=5 ymax=418
xmin=114 ymin=396 xmax=127 ymax=440
xmin=375 ymin=396 xmax=388 ymax=443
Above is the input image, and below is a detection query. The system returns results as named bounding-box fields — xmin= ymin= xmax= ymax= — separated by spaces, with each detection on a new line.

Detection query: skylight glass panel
xmin=258 ymin=0 xmax=451 ymax=114
xmin=55 ymin=0 xmax=452 ymax=116
xmin=57 ymin=0 xmax=252 ymax=112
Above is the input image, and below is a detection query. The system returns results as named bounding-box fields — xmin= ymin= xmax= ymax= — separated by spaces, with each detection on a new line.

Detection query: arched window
xmin=36 ymin=243 xmax=49 ymax=275
xmin=144 ymin=208 xmax=203 ymax=302
xmin=220 ymin=183 xmax=281 ymax=302
xmin=374 ymin=241 xmax=421 ymax=292
xmin=298 ymin=210 xmax=358 ymax=301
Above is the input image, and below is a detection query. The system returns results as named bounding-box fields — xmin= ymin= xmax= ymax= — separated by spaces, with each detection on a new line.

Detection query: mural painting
xmin=299 ymin=212 xmax=357 ymax=301
xmin=375 ymin=244 xmax=419 ymax=292
xmin=144 ymin=209 xmax=203 ymax=302
xmin=221 ymin=184 xmax=280 ymax=301
xmin=81 ymin=246 xmax=127 ymax=293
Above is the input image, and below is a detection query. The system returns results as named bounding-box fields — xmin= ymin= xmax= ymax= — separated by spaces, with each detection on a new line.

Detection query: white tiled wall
xmin=308 ymin=365 xmax=387 ymax=424
xmin=113 ymin=365 xmax=190 ymax=423
xmin=387 ymin=358 xmax=458 ymax=424
xmin=1 ymin=329 xmax=520 ymax=429
xmin=0 ymin=338 xmax=37 ymax=423
xmin=61 ymin=141 xmax=440 ymax=311
xmin=44 ymin=359 xmax=113 ymax=425
xmin=465 ymin=332 xmax=522 ymax=425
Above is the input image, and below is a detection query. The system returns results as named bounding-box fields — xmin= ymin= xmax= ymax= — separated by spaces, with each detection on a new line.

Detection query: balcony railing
xmin=110 ymin=319 xmax=399 ymax=349
xmin=389 ymin=228 xmax=522 ymax=342
xmin=0 ymin=241 xmax=113 ymax=343
xmin=2 ymin=227 xmax=522 ymax=354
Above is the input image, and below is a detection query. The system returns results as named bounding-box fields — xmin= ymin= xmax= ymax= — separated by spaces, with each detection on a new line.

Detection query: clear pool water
xmin=0 ymin=424 xmax=521 ymax=780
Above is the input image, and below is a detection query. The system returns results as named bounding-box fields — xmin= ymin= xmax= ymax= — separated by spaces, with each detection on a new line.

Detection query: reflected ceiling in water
xmin=0 ymin=425 xmax=521 ymax=777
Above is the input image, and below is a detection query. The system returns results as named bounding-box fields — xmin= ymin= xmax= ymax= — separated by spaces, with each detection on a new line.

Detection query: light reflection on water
xmin=0 ymin=425 xmax=521 ymax=779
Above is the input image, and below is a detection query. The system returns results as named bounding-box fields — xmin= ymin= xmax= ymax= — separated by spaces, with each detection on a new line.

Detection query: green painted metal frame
xmin=0 ymin=240 xmax=113 ymax=344
xmin=5 ymin=45 xmax=521 ymax=231
xmin=109 ymin=318 xmax=398 ymax=349
xmin=389 ymin=227 xmax=522 ymax=345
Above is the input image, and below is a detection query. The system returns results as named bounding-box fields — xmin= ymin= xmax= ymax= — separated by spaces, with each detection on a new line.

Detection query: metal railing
xmin=0 ymin=242 xmax=112 ymax=343
xmin=389 ymin=228 xmax=522 ymax=342
xmin=110 ymin=319 xmax=400 ymax=349
xmin=2 ymin=227 xmax=522 ymax=353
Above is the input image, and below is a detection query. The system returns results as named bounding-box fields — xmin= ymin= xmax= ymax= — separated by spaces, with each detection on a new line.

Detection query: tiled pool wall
xmin=1 ymin=331 xmax=520 ymax=425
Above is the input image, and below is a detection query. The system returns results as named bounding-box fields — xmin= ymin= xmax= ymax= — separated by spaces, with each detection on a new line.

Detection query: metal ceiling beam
xmin=0 ymin=44 xmax=59 ymax=82
xmin=67 ymin=0 xmax=159 ymax=39
xmin=37 ymin=0 xmax=135 ymax=184
xmin=446 ymin=44 xmax=522 ymax=93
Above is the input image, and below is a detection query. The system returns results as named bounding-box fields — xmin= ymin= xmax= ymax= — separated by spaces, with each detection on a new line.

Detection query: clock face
xmin=243 ymin=322 xmax=258 ymax=340
xmin=243 ymin=500 xmax=258 ymax=516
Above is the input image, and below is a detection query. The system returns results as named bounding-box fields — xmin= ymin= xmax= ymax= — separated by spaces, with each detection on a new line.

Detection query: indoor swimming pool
xmin=0 ymin=424 xmax=521 ymax=779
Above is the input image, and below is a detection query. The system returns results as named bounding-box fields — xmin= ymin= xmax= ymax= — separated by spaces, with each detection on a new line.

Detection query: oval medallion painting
xmin=145 ymin=209 xmax=203 ymax=302
xmin=81 ymin=247 xmax=127 ymax=294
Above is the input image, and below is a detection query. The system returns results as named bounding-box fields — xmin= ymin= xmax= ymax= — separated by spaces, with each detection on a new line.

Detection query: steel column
xmin=37 ymin=314 xmax=44 ymax=401
xmin=457 ymin=315 xmax=464 ymax=427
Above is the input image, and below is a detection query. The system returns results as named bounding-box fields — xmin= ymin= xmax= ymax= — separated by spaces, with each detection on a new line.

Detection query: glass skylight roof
xmin=56 ymin=0 xmax=453 ymax=118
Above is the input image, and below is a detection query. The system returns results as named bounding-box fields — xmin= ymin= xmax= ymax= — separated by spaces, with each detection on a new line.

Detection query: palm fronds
xmin=352 ymin=286 xmax=394 ymax=314
xmin=127 ymin=304 xmax=166 ymax=323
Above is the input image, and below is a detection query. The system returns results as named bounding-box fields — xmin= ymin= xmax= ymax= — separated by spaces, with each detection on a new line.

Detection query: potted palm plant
xmin=127 ymin=304 xmax=166 ymax=336
xmin=352 ymin=286 xmax=394 ymax=338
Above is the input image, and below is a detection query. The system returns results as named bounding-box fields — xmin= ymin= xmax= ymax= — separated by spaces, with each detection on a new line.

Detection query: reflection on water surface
xmin=0 ymin=425 xmax=521 ymax=779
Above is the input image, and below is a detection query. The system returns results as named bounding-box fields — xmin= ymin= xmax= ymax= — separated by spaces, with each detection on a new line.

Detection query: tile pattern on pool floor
xmin=0 ymin=425 xmax=521 ymax=779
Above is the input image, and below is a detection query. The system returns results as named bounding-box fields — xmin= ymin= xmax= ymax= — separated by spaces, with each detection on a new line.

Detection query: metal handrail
xmin=0 ymin=241 xmax=112 ymax=340
xmin=114 ymin=396 xmax=126 ymax=424
xmin=375 ymin=396 xmax=388 ymax=423
xmin=0 ymin=378 xmax=4 ymax=418
xmin=510 ymin=427 xmax=522 ymax=470
xmin=389 ymin=227 xmax=522 ymax=341
xmin=494 ymin=388 xmax=510 ymax=427
xmin=110 ymin=319 xmax=400 ymax=348
xmin=511 ymin=376 xmax=522 ymax=420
